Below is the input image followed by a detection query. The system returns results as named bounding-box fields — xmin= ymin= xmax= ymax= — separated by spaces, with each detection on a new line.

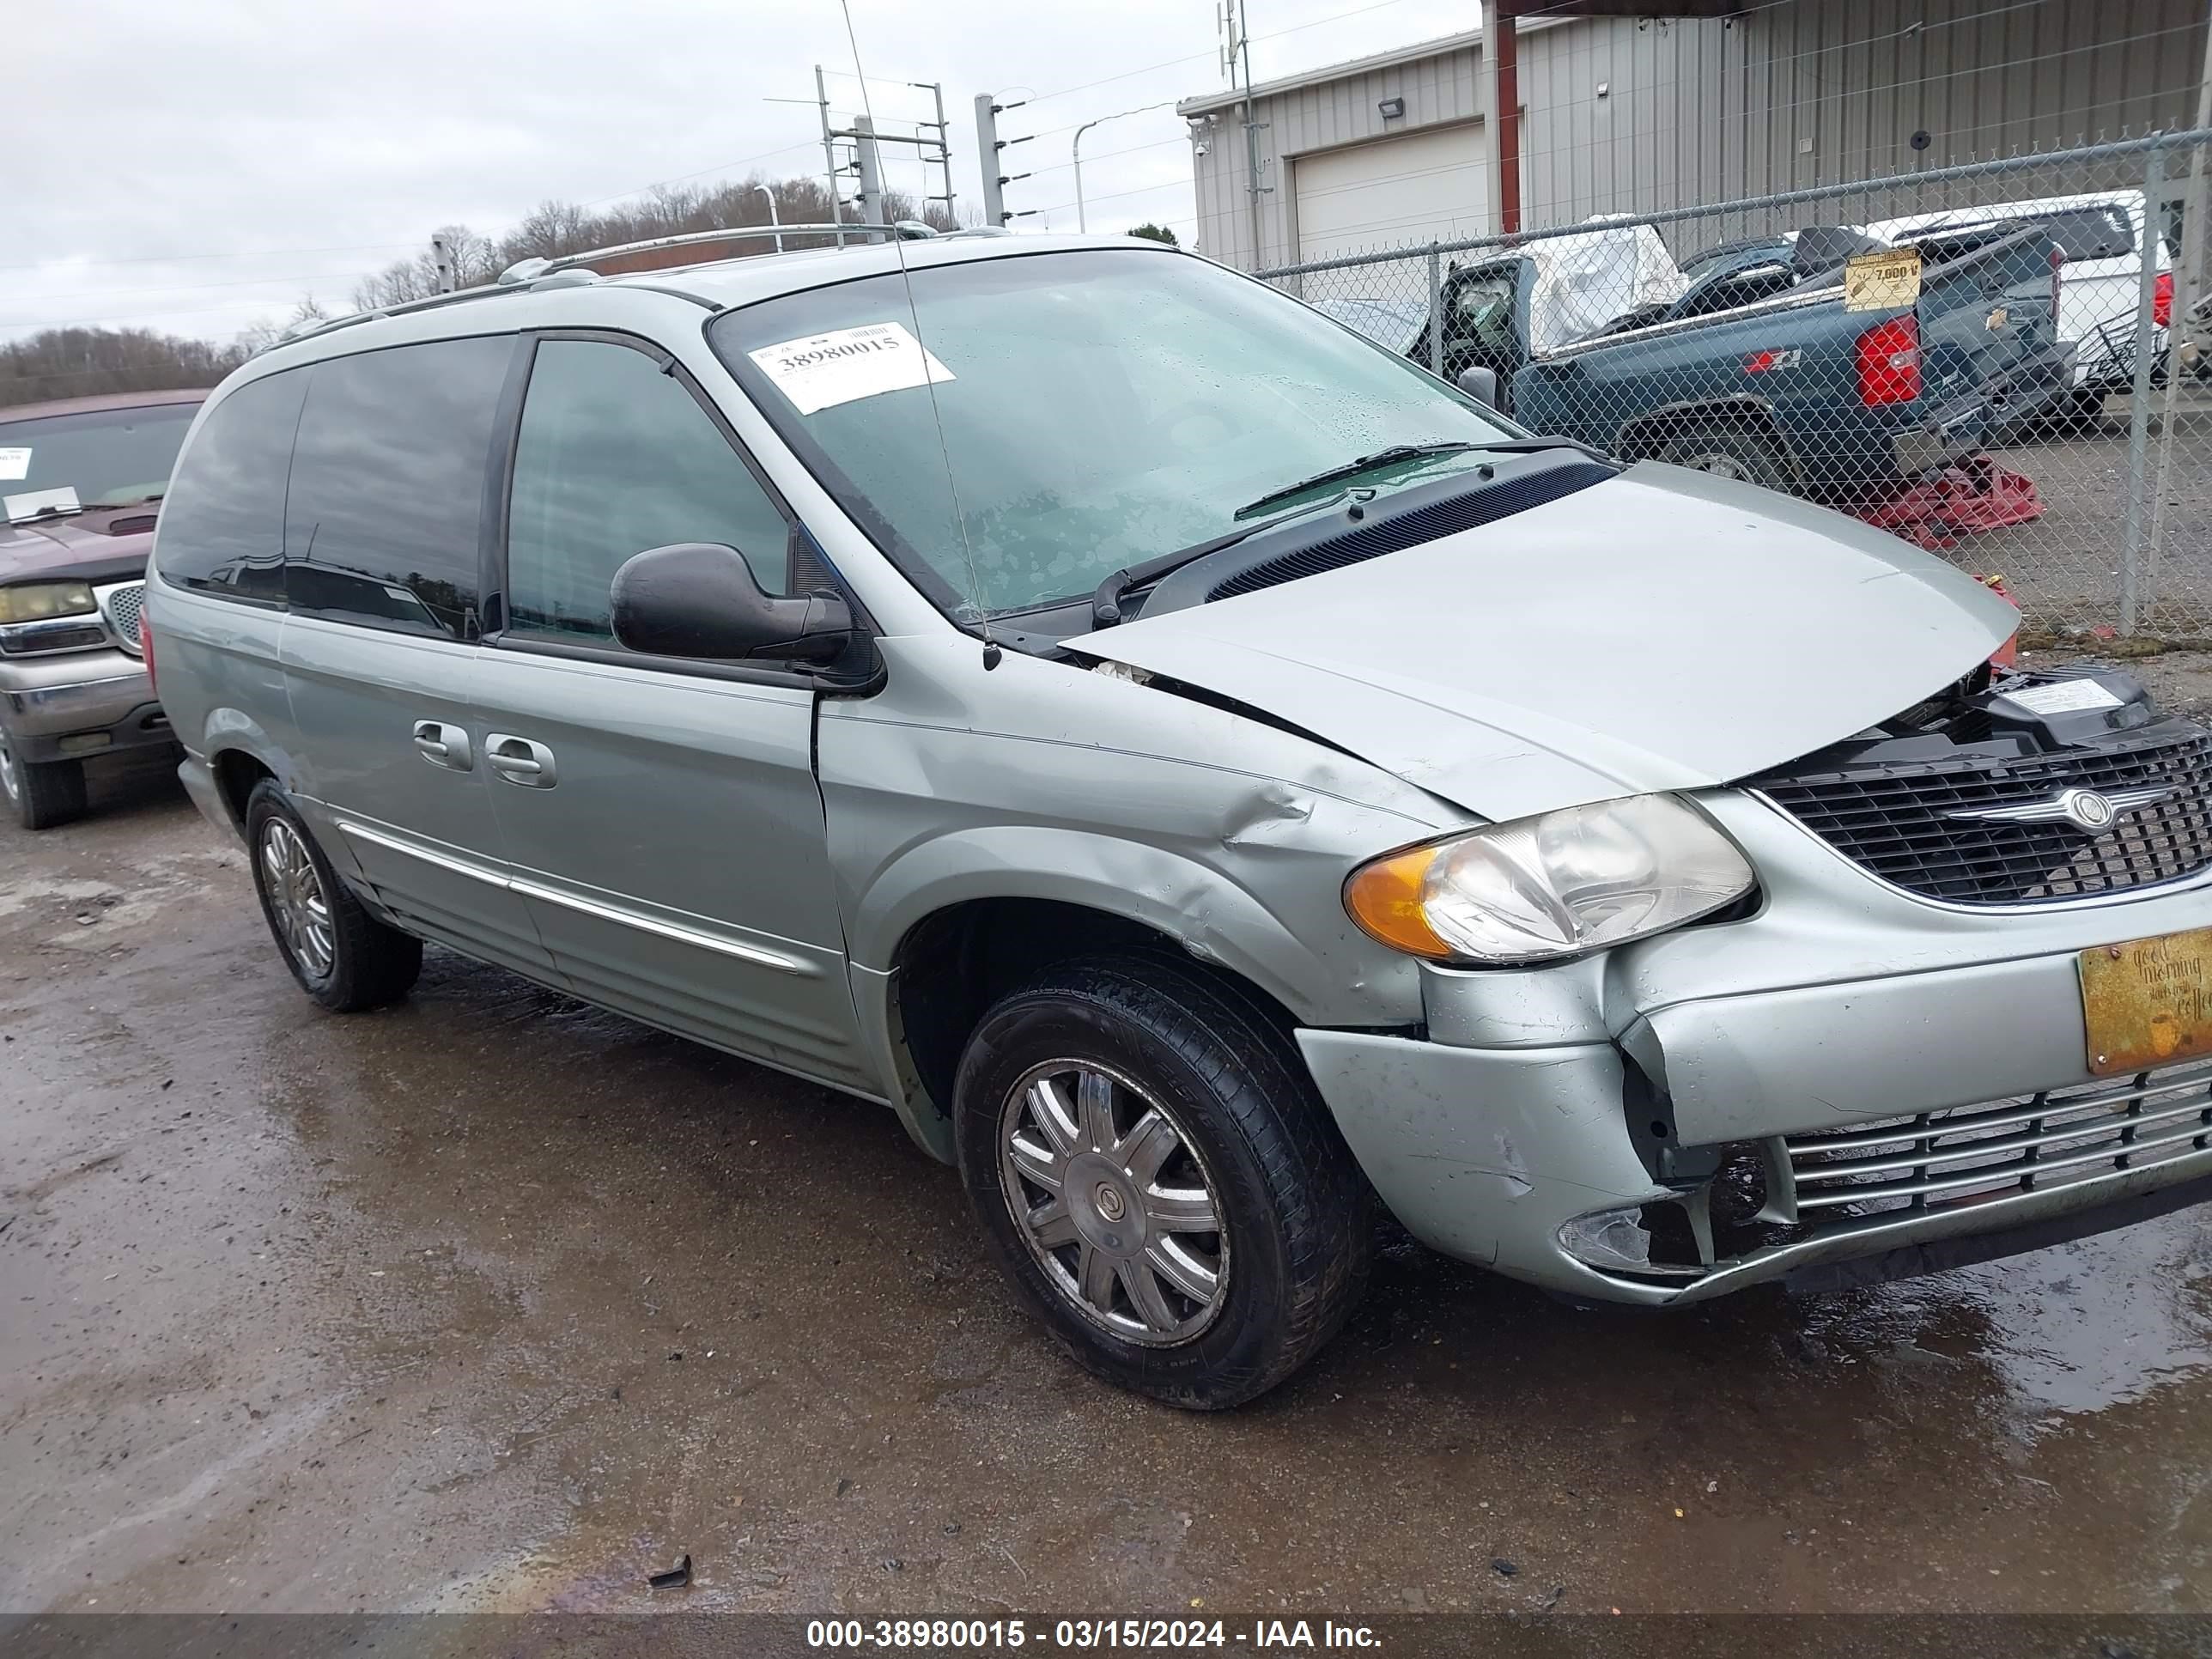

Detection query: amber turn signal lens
xmin=1343 ymin=844 xmax=1455 ymax=959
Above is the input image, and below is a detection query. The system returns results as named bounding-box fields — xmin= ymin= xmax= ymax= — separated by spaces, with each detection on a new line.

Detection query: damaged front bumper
xmin=1298 ymin=788 xmax=2212 ymax=1305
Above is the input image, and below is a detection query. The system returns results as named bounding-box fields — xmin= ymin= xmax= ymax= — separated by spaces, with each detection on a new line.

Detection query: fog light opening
xmin=1557 ymin=1206 xmax=1656 ymax=1273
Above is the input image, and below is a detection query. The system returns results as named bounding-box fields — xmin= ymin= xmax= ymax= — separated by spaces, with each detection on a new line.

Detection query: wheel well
xmin=1616 ymin=401 xmax=1796 ymax=476
xmin=889 ymin=898 xmax=1297 ymax=1122
xmin=210 ymin=749 xmax=274 ymax=836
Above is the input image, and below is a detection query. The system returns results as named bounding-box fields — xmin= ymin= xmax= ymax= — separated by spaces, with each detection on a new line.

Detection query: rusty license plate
xmin=2079 ymin=927 xmax=2212 ymax=1077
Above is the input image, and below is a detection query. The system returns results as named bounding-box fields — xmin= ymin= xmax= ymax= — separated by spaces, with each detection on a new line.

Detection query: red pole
xmin=1495 ymin=0 xmax=1522 ymax=235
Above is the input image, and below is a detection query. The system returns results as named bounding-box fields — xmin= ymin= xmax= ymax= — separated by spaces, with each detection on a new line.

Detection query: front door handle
xmin=485 ymin=732 xmax=558 ymax=788
xmin=411 ymin=720 xmax=472 ymax=770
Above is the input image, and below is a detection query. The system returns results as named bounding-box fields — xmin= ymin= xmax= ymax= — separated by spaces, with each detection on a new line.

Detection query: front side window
xmin=0 ymin=400 xmax=202 ymax=511
xmin=283 ymin=335 xmax=514 ymax=640
xmin=503 ymin=338 xmax=793 ymax=646
xmin=152 ymin=373 xmax=306 ymax=604
xmin=709 ymin=248 xmax=1515 ymax=617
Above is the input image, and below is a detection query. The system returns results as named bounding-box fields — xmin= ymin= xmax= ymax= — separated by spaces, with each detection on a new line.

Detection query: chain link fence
xmin=1255 ymin=132 xmax=2212 ymax=643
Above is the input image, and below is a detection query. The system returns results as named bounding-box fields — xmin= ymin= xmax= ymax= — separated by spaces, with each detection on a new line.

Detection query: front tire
xmin=0 ymin=726 xmax=87 ymax=831
xmin=954 ymin=955 xmax=1370 ymax=1409
xmin=245 ymin=779 xmax=421 ymax=1012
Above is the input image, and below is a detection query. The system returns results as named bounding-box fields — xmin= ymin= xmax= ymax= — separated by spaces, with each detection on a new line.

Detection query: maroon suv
xmin=0 ymin=387 xmax=208 ymax=828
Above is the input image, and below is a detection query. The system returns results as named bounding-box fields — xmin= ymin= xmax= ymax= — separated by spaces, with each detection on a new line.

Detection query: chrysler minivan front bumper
xmin=1297 ymin=788 xmax=2212 ymax=1305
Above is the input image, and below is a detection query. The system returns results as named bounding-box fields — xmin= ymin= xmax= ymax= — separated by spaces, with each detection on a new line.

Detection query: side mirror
xmin=1456 ymin=365 xmax=1501 ymax=409
xmin=610 ymin=543 xmax=852 ymax=664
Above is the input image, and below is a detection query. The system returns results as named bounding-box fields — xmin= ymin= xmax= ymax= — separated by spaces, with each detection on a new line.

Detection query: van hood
xmin=1073 ymin=463 xmax=2017 ymax=823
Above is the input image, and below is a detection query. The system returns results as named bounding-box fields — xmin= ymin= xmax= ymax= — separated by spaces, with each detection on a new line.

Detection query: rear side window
xmin=502 ymin=337 xmax=794 ymax=646
xmin=283 ymin=336 xmax=514 ymax=640
xmin=2042 ymin=207 xmax=2135 ymax=261
xmin=153 ymin=372 xmax=306 ymax=604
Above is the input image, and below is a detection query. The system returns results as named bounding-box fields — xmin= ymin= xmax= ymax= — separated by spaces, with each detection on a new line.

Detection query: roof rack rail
xmin=496 ymin=219 xmax=937 ymax=286
xmin=262 ymin=278 xmax=544 ymax=354
xmin=255 ymin=221 xmax=946 ymax=358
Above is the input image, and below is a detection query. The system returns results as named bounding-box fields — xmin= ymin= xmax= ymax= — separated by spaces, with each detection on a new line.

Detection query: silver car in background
xmin=147 ymin=231 xmax=2212 ymax=1407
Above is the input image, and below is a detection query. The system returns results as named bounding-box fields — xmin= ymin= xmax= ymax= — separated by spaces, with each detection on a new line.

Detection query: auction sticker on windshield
xmin=0 ymin=448 xmax=29 ymax=483
xmin=749 ymin=322 xmax=956 ymax=416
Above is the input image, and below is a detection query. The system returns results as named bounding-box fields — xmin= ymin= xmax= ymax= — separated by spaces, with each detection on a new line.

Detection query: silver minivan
xmin=148 ymin=230 xmax=2212 ymax=1407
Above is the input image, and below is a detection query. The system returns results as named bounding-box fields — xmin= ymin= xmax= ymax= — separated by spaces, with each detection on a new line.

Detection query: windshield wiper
xmin=1091 ymin=488 xmax=1361 ymax=628
xmin=1231 ymin=441 xmax=1481 ymax=520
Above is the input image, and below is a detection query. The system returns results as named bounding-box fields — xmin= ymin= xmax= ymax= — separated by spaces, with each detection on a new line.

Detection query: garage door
xmin=1293 ymin=123 xmax=1490 ymax=263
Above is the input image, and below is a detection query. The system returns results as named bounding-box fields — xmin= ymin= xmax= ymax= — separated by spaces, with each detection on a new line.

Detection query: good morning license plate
xmin=2079 ymin=927 xmax=2212 ymax=1077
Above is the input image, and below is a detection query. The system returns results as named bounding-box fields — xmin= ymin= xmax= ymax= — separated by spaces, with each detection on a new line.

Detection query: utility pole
xmin=1221 ymin=0 xmax=1267 ymax=266
xmin=2144 ymin=0 xmax=2212 ymax=597
xmin=974 ymin=93 xmax=1035 ymax=226
xmin=854 ymin=115 xmax=888 ymax=226
xmin=975 ymin=95 xmax=1006 ymax=225
xmin=816 ymin=65 xmax=848 ymax=246
xmin=429 ymin=234 xmax=458 ymax=294
xmin=919 ymin=81 xmax=957 ymax=222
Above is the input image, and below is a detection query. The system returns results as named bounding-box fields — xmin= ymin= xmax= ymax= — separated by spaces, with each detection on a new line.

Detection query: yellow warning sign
xmin=1844 ymin=247 xmax=1922 ymax=313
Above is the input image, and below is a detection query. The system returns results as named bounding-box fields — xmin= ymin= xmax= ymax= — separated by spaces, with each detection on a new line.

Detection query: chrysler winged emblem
xmin=1947 ymin=784 xmax=2171 ymax=832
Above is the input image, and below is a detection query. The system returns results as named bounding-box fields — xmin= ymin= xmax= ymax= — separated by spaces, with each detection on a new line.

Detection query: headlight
xmin=1344 ymin=794 xmax=1755 ymax=965
xmin=0 ymin=581 xmax=95 ymax=623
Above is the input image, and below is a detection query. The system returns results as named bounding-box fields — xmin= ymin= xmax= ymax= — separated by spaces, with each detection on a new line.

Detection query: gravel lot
xmin=1947 ymin=410 xmax=2212 ymax=636
xmin=5 ymin=743 xmax=2212 ymax=1626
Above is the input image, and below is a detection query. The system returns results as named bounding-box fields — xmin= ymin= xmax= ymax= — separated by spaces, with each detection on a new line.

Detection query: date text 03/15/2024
xmin=803 ymin=1617 xmax=1382 ymax=1649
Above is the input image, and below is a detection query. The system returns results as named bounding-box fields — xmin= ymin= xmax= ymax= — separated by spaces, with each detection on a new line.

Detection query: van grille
xmin=1757 ymin=732 xmax=2212 ymax=903
xmin=1782 ymin=1062 xmax=2212 ymax=1218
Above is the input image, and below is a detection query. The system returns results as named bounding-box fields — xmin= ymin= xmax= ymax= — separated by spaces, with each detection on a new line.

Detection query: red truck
xmin=0 ymin=388 xmax=207 ymax=828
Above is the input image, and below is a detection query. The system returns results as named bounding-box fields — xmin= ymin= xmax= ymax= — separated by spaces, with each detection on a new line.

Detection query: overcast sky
xmin=9 ymin=0 xmax=1473 ymax=347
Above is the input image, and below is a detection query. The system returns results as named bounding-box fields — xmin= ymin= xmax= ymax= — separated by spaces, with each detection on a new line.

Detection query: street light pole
xmin=755 ymin=185 xmax=783 ymax=253
xmin=1074 ymin=118 xmax=1103 ymax=232
xmin=1071 ymin=102 xmax=1175 ymax=234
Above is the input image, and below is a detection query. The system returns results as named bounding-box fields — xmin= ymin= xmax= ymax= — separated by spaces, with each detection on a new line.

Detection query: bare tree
xmin=2 ymin=326 xmax=248 ymax=408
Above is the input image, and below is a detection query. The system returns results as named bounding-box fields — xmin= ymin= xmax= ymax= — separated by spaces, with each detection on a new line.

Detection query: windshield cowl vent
xmin=1202 ymin=460 xmax=1614 ymax=605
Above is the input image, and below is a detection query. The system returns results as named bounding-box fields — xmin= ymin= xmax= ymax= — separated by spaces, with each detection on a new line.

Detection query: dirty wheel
xmin=1654 ymin=419 xmax=1791 ymax=490
xmin=245 ymin=778 xmax=422 ymax=1012
xmin=954 ymin=953 xmax=1370 ymax=1409
xmin=0 ymin=725 xmax=87 ymax=831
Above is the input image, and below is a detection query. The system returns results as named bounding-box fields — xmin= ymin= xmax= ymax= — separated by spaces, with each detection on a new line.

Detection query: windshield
xmin=0 ymin=401 xmax=200 ymax=510
xmin=708 ymin=248 xmax=1516 ymax=617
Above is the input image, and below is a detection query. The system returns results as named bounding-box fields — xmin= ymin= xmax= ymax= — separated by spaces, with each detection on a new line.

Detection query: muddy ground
xmin=4 ymin=752 xmax=2212 ymax=1621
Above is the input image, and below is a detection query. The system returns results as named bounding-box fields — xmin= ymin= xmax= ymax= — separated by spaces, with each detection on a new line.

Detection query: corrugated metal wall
xmin=1193 ymin=0 xmax=2211 ymax=271
xmin=1188 ymin=40 xmax=1486 ymax=267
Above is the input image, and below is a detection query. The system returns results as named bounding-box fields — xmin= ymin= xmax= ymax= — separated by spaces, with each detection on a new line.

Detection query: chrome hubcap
xmin=1686 ymin=452 xmax=1750 ymax=479
xmin=1000 ymin=1060 xmax=1229 ymax=1346
xmin=0 ymin=729 xmax=18 ymax=805
xmin=259 ymin=819 xmax=335 ymax=979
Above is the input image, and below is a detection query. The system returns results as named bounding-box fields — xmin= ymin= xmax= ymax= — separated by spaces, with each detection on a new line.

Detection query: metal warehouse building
xmin=1180 ymin=0 xmax=2212 ymax=270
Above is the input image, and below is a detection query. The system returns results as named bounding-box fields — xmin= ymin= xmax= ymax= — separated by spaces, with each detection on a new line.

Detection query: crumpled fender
xmin=842 ymin=821 xmax=1416 ymax=1030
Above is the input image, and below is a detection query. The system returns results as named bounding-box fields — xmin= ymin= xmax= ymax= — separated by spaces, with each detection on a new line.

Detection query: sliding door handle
xmin=485 ymin=733 xmax=558 ymax=788
xmin=411 ymin=720 xmax=472 ymax=770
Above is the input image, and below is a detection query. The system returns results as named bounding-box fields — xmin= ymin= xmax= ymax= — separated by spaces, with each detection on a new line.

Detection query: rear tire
xmin=245 ymin=778 xmax=421 ymax=1012
xmin=1652 ymin=419 xmax=1793 ymax=490
xmin=0 ymin=726 xmax=87 ymax=831
xmin=953 ymin=953 xmax=1370 ymax=1409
